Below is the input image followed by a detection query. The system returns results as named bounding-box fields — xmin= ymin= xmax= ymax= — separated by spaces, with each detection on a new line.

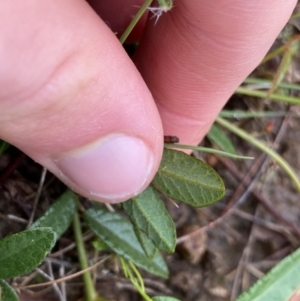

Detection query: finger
xmin=134 ymin=0 xmax=297 ymax=145
xmin=0 ymin=0 xmax=163 ymax=203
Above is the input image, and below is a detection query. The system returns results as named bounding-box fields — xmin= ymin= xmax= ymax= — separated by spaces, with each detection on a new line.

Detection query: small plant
xmin=0 ymin=145 xmax=225 ymax=300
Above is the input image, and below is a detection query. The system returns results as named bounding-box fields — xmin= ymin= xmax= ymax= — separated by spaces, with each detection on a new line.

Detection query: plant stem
xmin=126 ymin=270 xmax=153 ymax=301
xmin=235 ymin=87 xmax=300 ymax=105
xmin=164 ymin=144 xmax=253 ymax=160
xmin=216 ymin=117 xmax=300 ymax=192
xmin=73 ymin=212 xmax=98 ymax=301
xmin=261 ymin=45 xmax=285 ymax=63
xmin=243 ymin=77 xmax=300 ymax=91
xmin=128 ymin=260 xmax=145 ymax=292
xmin=119 ymin=0 xmax=153 ymax=44
xmin=291 ymin=12 xmax=300 ymax=20
xmin=219 ymin=110 xmax=289 ymax=119
xmin=120 ymin=257 xmax=153 ymax=301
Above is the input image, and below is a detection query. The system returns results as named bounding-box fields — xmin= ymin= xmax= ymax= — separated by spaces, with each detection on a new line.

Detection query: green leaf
xmin=123 ymin=186 xmax=176 ymax=253
xmin=0 ymin=227 xmax=55 ymax=278
xmin=236 ymin=247 xmax=300 ymax=301
xmin=84 ymin=207 xmax=169 ymax=278
xmin=92 ymin=239 xmax=110 ymax=252
xmin=207 ymin=124 xmax=236 ymax=154
xmin=152 ymin=297 xmax=181 ymax=301
xmin=0 ymin=280 xmax=19 ymax=301
xmin=152 ymin=148 xmax=225 ymax=207
xmin=31 ymin=190 xmax=78 ymax=239
xmin=133 ymin=225 xmax=157 ymax=259
xmin=0 ymin=141 xmax=9 ymax=155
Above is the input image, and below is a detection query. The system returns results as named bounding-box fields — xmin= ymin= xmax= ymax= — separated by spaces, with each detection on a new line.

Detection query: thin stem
xmin=164 ymin=144 xmax=253 ymax=160
xmin=27 ymin=167 xmax=47 ymax=228
xmin=16 ymin=257 xmax=109 ymax=289
xmin=219 ymin=110 xmax=289 ymax=119
xmin=119 ymin=257 xmax=129 ymax=278
xmin=127 ymin=267 xmax=153 ymax=301
xmin=261 ymin=34 xmax=300 ymax=64
xmin=216 ymin=117 xmax=300 ymax=192
xmin=119 ymin=0 xmax=153 ymax=44
xmin=291 ymin=12 xmax=300 ymax=20
xmin=73 ymin=212 xmax=98 ymax=301
xmin=235 ymin=86 xmax=300 ymax=105
xmin=261 ymin=45 xmax=285 ymax=63
xmin=120 ymin=258 xmax=153 ymax=301
xmin=243 ymin=77 xmax=300 ymax=91
xmin=129 ymin=261 xmax=145 ymax=292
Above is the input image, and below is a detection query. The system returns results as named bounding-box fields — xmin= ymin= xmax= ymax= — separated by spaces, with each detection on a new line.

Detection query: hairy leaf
xmin=31 ymin=190 xmax=78 ymax=239
xmin=123 ymin=186 xmax=176 ymax=253
xmin=207 ymin=124 xmax=236 ymax=154
xmin=152 ymin=148 xmax=225 ymax=207
xmin=0 ymin=228 xmax=55 ymax=278
xmin=84 ymin=207 xmax=169 ymax=278
xmin=0 ymin=280 xmax=19 ymax=301
xmin=236 ymin=247 xmax=300 ymax=301
xmin=133 ymin=225 xmax=157 ymax=259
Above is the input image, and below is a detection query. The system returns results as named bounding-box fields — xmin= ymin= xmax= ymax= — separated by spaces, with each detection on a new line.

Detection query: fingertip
xmin=0 ymin=0 xmax=163 ymax=203
xmin=54 ymin=134 xmax=158 ymax=203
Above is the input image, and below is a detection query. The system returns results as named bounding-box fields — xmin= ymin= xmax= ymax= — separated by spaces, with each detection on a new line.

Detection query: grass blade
xmin=207 ymin=124 xmax=236 ymax=154
xmin=216 ymin=117 xmax=300 ymax=192
xmin=236 ymin=247 xmax=300 ymax=301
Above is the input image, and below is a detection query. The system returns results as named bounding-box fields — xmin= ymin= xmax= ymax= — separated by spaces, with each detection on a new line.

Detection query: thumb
xmin=0 ymin=0 xmax=163 ymax=203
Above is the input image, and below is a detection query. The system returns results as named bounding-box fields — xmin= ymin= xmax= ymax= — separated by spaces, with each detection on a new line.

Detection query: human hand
xmin=0 ymin=0 xmax=296 ymax=203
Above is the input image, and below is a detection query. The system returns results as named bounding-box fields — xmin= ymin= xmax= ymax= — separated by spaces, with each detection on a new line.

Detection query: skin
xmin=0 ymin=0 xmax=297 ymax=203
